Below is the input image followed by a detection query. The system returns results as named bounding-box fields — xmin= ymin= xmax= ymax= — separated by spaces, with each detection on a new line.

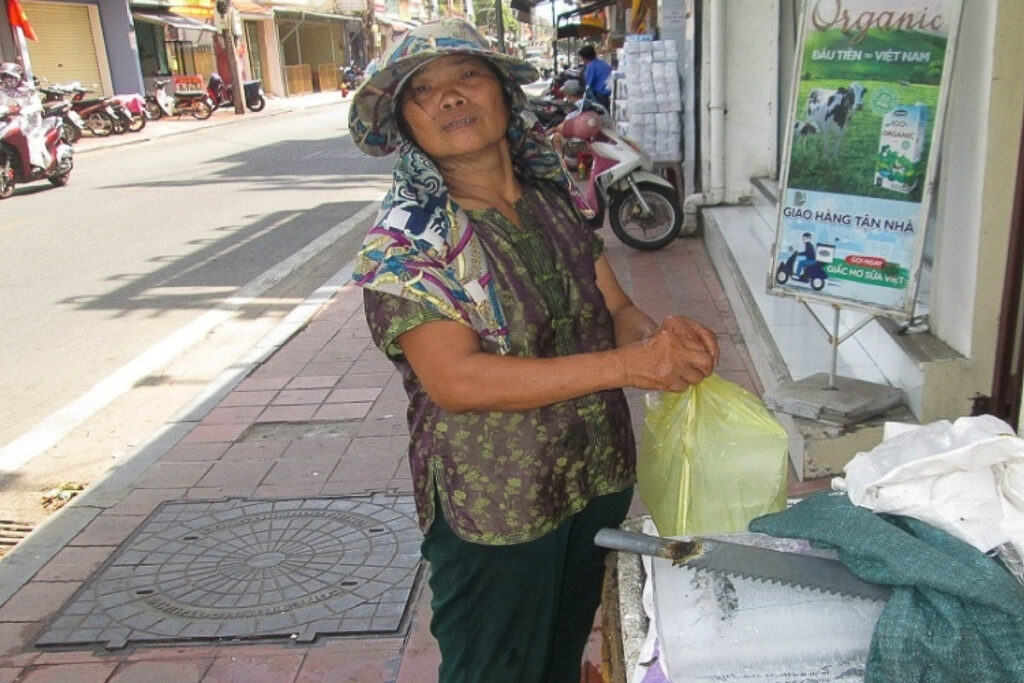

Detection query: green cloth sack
xmin=637 ymin=374 xmax=789 ymax=536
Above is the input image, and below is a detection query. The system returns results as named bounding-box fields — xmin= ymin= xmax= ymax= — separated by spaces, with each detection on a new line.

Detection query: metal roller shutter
xmin=23 ymin=1 xmax=106 ymax=93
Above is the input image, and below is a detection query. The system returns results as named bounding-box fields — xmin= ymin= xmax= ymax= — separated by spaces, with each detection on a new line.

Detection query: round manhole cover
xmin=38 ymin=494 xmax=422 ymax=649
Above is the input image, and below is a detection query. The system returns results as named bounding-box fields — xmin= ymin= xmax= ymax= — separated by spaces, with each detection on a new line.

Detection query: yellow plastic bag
xmin=637 ymin=374 xmax=789 ymax=536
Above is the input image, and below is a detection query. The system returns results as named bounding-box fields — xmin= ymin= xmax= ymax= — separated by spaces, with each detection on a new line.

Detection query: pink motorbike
xmin=0 ymin=103 xmax=74 ymax=199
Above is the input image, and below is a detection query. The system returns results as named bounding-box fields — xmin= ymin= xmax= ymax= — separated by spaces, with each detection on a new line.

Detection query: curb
xmin=73 ymin=92 xmax=350 ymax=155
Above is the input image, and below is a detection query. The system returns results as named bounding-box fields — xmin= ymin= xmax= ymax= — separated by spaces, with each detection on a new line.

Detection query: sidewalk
xmin=0 ymin=93 xmax=776 ymax=682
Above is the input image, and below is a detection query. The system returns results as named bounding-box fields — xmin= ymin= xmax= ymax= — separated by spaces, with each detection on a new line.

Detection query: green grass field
xmin=787 ymin=79 xmax=939 ymax=201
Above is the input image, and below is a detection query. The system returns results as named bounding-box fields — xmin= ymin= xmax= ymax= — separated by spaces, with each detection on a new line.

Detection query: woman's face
xmin=399 ymin=55 xmax=509 ymax=163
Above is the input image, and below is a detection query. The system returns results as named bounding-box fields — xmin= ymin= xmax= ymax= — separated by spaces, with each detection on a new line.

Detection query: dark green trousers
xmin=420 ymin=487 xmax=633 ymax=683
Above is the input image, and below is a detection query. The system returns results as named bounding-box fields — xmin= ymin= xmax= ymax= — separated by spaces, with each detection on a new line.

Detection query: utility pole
xmin=495 ymin=0 xmax=505 ymax=53
xmin=216 ymin=0 xmax=245 ymax=114
xmin=550 ymin=0 xmax=557 ymax=69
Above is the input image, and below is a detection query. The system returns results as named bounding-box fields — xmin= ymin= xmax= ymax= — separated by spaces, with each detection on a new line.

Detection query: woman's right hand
xmin=618 ymin=325 xmax=716 ymax=393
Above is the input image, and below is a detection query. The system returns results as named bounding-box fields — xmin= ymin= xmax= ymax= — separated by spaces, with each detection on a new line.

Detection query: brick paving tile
xmin=111 ymin=488 xmax=189 ymax=515
xmin=253 ymin=484 xmax=324 ymax=499
xmin=258 ymin=405 xmax=318 ymax=423
xmin=394 ymin=583 xmax=439 ymax=683
xmin=319 ymin=480 xmax=402 ymax=497
xmin=69 ymin=514 xmax=149 ymax=546
xmin=329 ymin=449 xmax=405 ymax=482
xmin=0 ymin=667 xmax=21 ymax=683
xmin=180 ymin=423 xmax=248 ymax=444
xmin=286 ymin=375 xmax=342 ymax=390
xmin=313 ymin=402 xmax=373 ymax=421
xmin=296 ymin=646 xmax=401 ymax=683
xmin=217 ymin=390 xmax=278 ymax=408
xmin=273 ymin=388 xmax=331 ymax=406
xmin=299 ymin=361 xmax=355 ymax=377
xmin=203 ymin=653 xmax=304 ymax=683
xmin=282 ymin=437 xmax=351 ymax=459
xmin=236 ymin=376 xmax=290 ymax=392
xmin=262 ymin=457 xmax=339 ymax=485
xmin=326 ymin=387 xmax=382 ymax=403
xmin=160 ymin=442 xmax=231 ymax=462
xmin=197 ymin=460 xmax=273 ymax=488
xmin=16 ymin=662 xmax=118 ymax=682
xmin=222 ymin=440 xmax=289 ymax=461
xmin=335 ymin=372 xmax=392 ymax=390
xmin=185 ymin=485 xmax=258 ymax=500
xmin=107 ymin=657 xmax=212 ymax=682
xmin=0 ymin=622 xmax=40 ymax=660
xmin=32 ymin=545 xmax=114 ymax=582
xmin=251 ymin=361 xmax=307 ymax=379
xmin=202 ymin=405 xmax=264 ymax=425
xmin=0 ymin=582 xmax=80 ymax=622
xmin=133 ymin=461 xmax=212 ymax=489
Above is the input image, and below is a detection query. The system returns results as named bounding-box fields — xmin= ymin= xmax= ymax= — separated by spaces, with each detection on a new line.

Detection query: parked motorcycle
xmin=528 ymin=94 xmax=575 ymax=131
xmin=37 ymin=85 xmax=86 ymax=144
xmin=559 ymin=99 xmax=682 ymax=250
xmin=206 ymin=73 xmax=266 ymax=112
xmin=339 ymin=62 xmax=363 ymax=97
xmin=0 ymin=103 xmax=74 ymax=198
xmin=145 ymin=79 xmax=214 ymax=120
xmin=775 ymin=246 xmax=830 ymax=291
xmin=111 ymin=93 xmax=147 ymax=132
xmin=62 ymin=83 xmax=123 ymax=137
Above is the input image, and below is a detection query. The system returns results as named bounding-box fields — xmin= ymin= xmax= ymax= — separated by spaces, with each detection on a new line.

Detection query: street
xmin=0 ymin=101 xmax=394 ymax=527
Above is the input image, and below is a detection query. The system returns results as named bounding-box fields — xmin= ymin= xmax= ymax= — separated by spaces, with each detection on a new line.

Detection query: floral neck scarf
xmin=351 ymin=95 xmax=590 ymax=354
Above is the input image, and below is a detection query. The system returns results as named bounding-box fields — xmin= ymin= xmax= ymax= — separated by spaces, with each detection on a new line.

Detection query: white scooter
xmin=560 ymin=96 xmax=682 ymax=250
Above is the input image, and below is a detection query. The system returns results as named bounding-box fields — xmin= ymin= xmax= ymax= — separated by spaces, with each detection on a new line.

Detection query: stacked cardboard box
xmin=618 ymin=39 xmax=682 ymax=162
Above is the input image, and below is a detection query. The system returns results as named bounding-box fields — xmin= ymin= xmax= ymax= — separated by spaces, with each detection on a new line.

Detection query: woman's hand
xmin=619 ymin=316 xmax=718 ymax=393
xmin=618 ymin=321 xmax=716 ymax=393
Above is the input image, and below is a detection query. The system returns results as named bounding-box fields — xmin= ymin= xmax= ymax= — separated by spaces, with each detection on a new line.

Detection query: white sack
xmin=833 ymin=414 xmax=1024 ymax=559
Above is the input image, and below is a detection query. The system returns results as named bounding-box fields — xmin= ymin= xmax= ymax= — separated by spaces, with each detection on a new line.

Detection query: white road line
xmin=0 ymin=201 xmax=380 ymax=475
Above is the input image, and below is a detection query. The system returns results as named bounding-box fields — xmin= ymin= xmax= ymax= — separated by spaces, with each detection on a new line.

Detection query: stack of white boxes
xmin=617 ymin=39 xmax=682 ymax=163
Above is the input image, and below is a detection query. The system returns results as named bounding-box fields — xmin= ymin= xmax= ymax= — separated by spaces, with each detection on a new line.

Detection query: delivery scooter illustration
xmin=775 ymin=232 xmax=835 ymax=291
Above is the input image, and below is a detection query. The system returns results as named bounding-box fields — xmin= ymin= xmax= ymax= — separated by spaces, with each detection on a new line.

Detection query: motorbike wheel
xmin=0 ymin=157 xmax=14 ymax=199
xmin=145 ymin=99 xmax=163 ymax=121
xmin=608 ymin=182 xmax=682 ymax=251
xmin=48 ymin=170 xmax=71 ymax=187
xmin=85 ymin=111 xmax=115 ymax=137
xmin=61 ymin=121 xmax=82 ymax=144
xmin=191 ymin=98 xmax=213 ymax=120
xmin=775 ymin=267 xmax=790 ymax=285
xmin=128 ymin=112 xmax=147 ymax=132
xmin=247 ymin=95 xmax=266 ymax=113
xmin=810 ymin=275 xmax=827 ymax=291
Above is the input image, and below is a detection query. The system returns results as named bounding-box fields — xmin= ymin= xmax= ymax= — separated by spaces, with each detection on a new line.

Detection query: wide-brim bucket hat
xmin=348 ymin=18 xmax=539 ymax=157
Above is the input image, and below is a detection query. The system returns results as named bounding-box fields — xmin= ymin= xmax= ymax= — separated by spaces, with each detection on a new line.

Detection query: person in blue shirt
xmin=578 ymin=44 xmax=612 ymax=109
xmin=795 ymin=232 xmax=816 ymax=278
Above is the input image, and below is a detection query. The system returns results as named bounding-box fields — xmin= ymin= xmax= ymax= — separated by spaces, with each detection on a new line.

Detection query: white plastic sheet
xmin=833 ymin=415 xmax=1024 ymax=572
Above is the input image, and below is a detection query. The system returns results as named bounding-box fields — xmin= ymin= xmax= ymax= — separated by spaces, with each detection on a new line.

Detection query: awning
xmin=375 ymin=13 xmax=417 ymax=31
xmin=231 ymin=0 xmax=272 ymax=18
xmin=556 ymin=23 xmax=608 ymax=40
xmin=132 ymin=10 xmax=217 ymax=33
xmin=274 ymin=9 xmax=360 ymax=24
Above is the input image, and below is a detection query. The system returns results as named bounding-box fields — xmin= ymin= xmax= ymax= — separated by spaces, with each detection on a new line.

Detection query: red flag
xmin=7 ymin=0 xmax=38 ymax=42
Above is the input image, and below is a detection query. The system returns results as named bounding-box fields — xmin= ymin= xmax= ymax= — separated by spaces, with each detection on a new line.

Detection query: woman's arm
xmin=394 ymin=256 xmax=719 ymax=414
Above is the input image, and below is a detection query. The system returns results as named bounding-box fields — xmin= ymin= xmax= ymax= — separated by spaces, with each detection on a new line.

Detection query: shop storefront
xmin=274 ymin=10 xmax=358 ymax=95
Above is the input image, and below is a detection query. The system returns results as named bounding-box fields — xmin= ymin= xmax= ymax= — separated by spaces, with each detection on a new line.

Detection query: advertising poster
xmin=769 ymin=0 xmax=962 ymax=316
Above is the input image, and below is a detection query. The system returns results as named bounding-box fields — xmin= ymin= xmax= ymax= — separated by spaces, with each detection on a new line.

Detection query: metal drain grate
xmin=36 ymin=493 xmax=422 ymax=650
xmin=0 ymin=519 xmax=34 ymax=558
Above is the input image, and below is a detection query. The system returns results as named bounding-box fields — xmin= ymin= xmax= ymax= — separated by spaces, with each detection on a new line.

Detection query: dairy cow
xmin=797 ymin=82 xmax=867 ymax=153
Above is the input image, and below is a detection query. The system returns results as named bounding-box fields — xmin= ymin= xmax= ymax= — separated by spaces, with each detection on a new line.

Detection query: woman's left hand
xmin=654 ymin=315 xmax=720 ymax=370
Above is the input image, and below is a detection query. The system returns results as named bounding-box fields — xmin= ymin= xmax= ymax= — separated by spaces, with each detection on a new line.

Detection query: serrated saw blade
xmin=686 ymin=538 xmax=892 ymax=602
xmin=593 ymin=528 xmax=891 ymax=602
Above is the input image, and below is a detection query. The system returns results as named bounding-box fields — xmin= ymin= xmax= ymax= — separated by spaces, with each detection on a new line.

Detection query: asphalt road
xmin=0 ymin=102 xmax=394 ymax=524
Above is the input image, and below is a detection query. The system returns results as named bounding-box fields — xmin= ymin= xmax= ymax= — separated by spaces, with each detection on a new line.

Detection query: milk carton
xmin=874 ymin=104 xmax=929 ymax=193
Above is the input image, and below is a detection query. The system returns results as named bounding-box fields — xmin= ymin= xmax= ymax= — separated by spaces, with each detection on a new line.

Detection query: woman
xmin=348 ymin=19 xmax=718 ymax=682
